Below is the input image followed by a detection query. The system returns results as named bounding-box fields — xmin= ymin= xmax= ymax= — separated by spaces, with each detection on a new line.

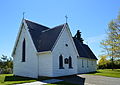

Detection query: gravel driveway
xmin=60 ymin=74 xmax=120 ymax=85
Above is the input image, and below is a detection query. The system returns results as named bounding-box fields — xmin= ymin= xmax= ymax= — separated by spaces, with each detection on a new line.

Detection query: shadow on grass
xmin=4 ymin=75 xmax=35 ymax=81
xmin=4 ymin=75 xmax=85 ymax=85
xmin=85 ymin=71 xmax=101 ymax=74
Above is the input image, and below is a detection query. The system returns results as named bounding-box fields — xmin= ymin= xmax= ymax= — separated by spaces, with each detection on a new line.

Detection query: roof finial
xmin=23 ymin=12 xmax=25 ymax=19
xmin=65 ymin=15 xmax=68 ymax=23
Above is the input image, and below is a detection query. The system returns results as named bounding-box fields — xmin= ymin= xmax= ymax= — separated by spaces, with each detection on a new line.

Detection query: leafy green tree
xmin=98 ymin=56 xmax=120 ymax=69
xmin=98 ymin=55 xmax=109 ymax=69
xmin=100 ymin=13 xmax=120 ymax=70
xmin=0 ymin=55 xmax=13 ymax=74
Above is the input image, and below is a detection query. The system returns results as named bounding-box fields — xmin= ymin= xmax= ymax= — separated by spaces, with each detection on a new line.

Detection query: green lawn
xmin=1 ymin=69 xmax=120 ymax=85
xmin=0 ymin=74 xmax=37 ymax=85
xmin=88 ymin=69 xmax=120 ymax=78
xmin=0 ymin=74 xmax=77 ymax=85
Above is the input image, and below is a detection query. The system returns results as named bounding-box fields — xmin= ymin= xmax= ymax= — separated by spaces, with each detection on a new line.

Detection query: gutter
xmin=37 ymin=51 xmax=51 ymax=55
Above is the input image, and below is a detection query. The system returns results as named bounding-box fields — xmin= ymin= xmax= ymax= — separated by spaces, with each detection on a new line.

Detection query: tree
xmin=0 ymin=55 xmax=13 ymax=74
xmin=98 ymin=55 xmax=109 ymax=69
xmin=100 ymin=13 xmax=120 ymax=70
xmin=98 ymin=55 xmax=120 ymax=69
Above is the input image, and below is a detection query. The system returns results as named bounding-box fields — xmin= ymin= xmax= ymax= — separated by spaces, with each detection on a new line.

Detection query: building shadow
xmin=4 ymin=75 xmax=35 ymax=81
xmin=56 ymin=74 xmax=85 ymax=85
xmin=4 ymin=74 xmax=85 ymax=85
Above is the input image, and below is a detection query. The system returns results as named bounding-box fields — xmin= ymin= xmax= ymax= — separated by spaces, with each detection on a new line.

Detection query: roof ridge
xmin=25 ymin=19 xmax=50 ymax=29
xmin=51 ymin=23 xmax=66 ymax=29
xmin=41 ymin=28 xmax=51 ymax=33
xmin=42 ymin=23 xmax=65 ymax=33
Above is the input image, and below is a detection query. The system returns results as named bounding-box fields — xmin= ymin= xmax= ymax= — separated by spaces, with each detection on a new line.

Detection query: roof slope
xmin=25 ymin=19 xmax=97 ymax=60
xmin=25 ymin=20 xmax=65 ymax=52
xmin=37 ymin=24 xmax=64 ymax=52
xmin=83 ymin=44 xmax=97 ymax=59
xmin=73 ymin=38 xmax=97 ymax=60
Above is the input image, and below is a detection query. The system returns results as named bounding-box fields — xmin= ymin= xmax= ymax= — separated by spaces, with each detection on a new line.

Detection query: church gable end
xmin=52 ymin=23 xmax=78 ymax=77
xmin=12 ymin=19 xmax=97 ymax=78
xmin=12 ymin=20 xmax=39 ymax=78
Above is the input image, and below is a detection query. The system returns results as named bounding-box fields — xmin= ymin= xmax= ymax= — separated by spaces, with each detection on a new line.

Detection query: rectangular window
xmin=82 ymin=59 xmax=84 ymax=68
xmin=87 ymin=60 xmax=88 ymax=67
xmin=92 ymin=61 xmax=93 ymax=65
xmin=69 ymin=56 xmax=73 ymax=69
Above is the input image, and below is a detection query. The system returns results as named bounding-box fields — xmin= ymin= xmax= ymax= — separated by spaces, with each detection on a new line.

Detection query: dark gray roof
xmin=25 ymin=20 xmax=64 ymax=52
xmin=73 ymin=38 xmax=97 ymax=60
xmin=25 ymin=19 xmax=97 ymax=60
xmin=36 ymin=24 xmax=64 ymax=52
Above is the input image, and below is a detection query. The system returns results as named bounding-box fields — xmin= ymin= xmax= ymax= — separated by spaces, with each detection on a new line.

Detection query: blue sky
xmin=0 ymin=0 xmax=120 ymax=59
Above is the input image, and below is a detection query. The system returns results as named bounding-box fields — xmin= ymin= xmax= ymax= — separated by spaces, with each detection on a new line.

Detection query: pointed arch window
xmin=69 ymin=56 xmax=73 ymax=69
xmin=22 ymin=39 xmax=26 ymax=62
xmin=59 ymin=55 xmax=64 ymax=69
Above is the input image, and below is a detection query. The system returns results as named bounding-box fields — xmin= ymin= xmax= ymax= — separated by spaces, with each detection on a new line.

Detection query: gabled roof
xmin=36 ymin=24 xmax=65 ymax=52
xmin=25 ymin=20 xmax=97 ymax=59
xmin=25 ymin=20 xmax=65 ymax=52
xmin=73 ymin=38 xmax=97 ymax=60
xmin=12 ymin=19 xmax=97 ymax=60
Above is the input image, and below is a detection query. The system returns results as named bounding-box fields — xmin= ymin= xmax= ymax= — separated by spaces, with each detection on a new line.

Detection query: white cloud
xmin=84 ymin=34 xmax=106 ymax=44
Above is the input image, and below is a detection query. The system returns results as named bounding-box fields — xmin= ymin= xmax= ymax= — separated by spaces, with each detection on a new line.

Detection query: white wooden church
xmin=12 ymin=19 xmax=97 ymax=78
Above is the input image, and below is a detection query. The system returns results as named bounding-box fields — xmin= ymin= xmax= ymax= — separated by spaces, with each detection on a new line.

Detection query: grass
xmin=0 ymin=74 xmax=77 ymax=85
xmin=1 ymin=69 xmax=119 ymax=85
xmin=0 ymin=74 xmax=37 ymax=85
xmin=1 ymin=69 xmax=120 ymax=85
xmin=88 ymin=69 xmax=120 ymax=78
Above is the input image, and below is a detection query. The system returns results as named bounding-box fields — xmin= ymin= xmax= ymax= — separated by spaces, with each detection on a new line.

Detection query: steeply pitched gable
xmin=12 ymin=19 xmax=97 ymax=60
xmin=25 ymin=20 xmax=65 ymax=52
xmin=37 ymin=24 xmax=65 ymax=52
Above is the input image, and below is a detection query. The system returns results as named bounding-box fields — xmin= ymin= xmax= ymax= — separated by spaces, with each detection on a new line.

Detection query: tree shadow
xmin=4 ymin=75 xmax=35 ymax=81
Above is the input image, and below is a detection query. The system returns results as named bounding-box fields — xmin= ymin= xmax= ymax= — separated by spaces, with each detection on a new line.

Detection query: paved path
xmin=79 ymin=74 xmax=120 ymax=85
xmin=60 ymin=74 xmax=120 ymax=85
xmin=15 ymin=81 xmax=47 ymax=85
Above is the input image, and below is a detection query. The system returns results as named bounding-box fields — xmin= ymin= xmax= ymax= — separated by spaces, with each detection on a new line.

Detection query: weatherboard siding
xmin=52 ymin=25 xmax=78 ymax=77
xmin=38 ymin=53 xmax=53 ymax=77
xmin=77 ymin=58 xmax=97 ymax=73
xmin=13 ymin=24 xmax=38 ymax=78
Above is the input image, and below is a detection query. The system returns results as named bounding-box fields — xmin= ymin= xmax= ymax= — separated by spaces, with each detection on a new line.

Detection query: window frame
xmin=82 ymin=59 xmax=84 ymax=68
xmin=69 ymin=56 xmax=73 ymax=69
xmin=22 ymin=39 xmax=26 ymax=62
xmin=59 ymin=55 xmax=64 ymax=69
